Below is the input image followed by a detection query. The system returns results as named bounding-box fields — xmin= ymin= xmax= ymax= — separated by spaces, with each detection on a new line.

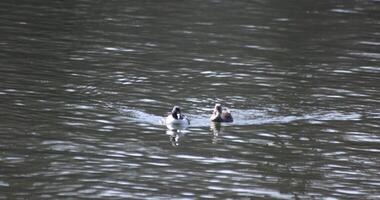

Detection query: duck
xmin=164 ymin=106 xmax=190 ymax=127
xmin=210 ymin=103 xmax=233 ymax=122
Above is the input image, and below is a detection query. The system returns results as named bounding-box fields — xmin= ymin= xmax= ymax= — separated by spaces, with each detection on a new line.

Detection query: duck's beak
xmin=177 ymin=113 xmax=181 ymax=119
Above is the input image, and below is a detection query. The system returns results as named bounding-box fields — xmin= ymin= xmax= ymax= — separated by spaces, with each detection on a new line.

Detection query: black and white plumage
xmin=164 ymin=106 xmax=190 ymax=127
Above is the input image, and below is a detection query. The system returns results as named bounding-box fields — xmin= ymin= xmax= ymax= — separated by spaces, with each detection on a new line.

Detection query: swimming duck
xmin=210 ymin=103 xmax=233 ymax=122
xmin=164 ymin=106 xmax=190 ymax=127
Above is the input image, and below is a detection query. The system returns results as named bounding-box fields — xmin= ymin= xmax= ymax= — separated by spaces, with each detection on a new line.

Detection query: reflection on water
xmin=1 ymin=0 xmax=380 ymax=199
xmin=165 ymin=123 xmax=190 ymax=146
xmin=210 ymin=122 xmax=223 ymax=144
xmin=166 ymin=129 xmax=189 ymax=147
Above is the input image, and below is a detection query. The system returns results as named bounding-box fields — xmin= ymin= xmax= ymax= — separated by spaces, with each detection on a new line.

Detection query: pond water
xmin=0 ymin=0 xmax=379 ymax=199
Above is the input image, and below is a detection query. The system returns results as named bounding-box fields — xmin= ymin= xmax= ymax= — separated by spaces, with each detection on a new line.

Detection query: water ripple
xmin=116 ymin=105 xmax=362 ymax=127
xmin=1 ymin=0 xmax=379 ymax=199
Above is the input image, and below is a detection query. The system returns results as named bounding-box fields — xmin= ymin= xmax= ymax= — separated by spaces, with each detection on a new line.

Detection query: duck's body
xmin=165 ymin=116 xmax=189 ymax=126
xmin=164 ymin=106 xmax=190 ymax=127
xmin=210 ymin=104 xmax=233 ymax=123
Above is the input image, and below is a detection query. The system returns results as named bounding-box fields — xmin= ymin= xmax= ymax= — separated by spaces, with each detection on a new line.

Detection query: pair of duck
xmin=164 ymin=104 xmax=233 ymax=126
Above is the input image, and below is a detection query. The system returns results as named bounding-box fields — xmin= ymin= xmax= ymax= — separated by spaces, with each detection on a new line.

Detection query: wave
xmin=116 ymin=106 xmax=361 ymax=127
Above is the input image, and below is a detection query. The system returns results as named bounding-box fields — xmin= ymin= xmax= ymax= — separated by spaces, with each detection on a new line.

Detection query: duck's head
xmin=214 ymin=103 xmax=222 ymax=113
xmin=171 ymin=106 xmax=182 ymax=119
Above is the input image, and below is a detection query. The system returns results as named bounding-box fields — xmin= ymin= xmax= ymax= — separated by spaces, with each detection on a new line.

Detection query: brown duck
xmin=210 ymin=104 xmax=233 ymax=123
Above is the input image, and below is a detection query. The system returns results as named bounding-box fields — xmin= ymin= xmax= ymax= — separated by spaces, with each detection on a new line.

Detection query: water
xmin=1 ymin=0 xmax=379 ymax=199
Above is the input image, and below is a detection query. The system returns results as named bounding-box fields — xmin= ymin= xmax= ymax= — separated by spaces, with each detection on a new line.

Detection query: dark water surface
xmin=1 ymin=0 xmax=380 ymax=199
